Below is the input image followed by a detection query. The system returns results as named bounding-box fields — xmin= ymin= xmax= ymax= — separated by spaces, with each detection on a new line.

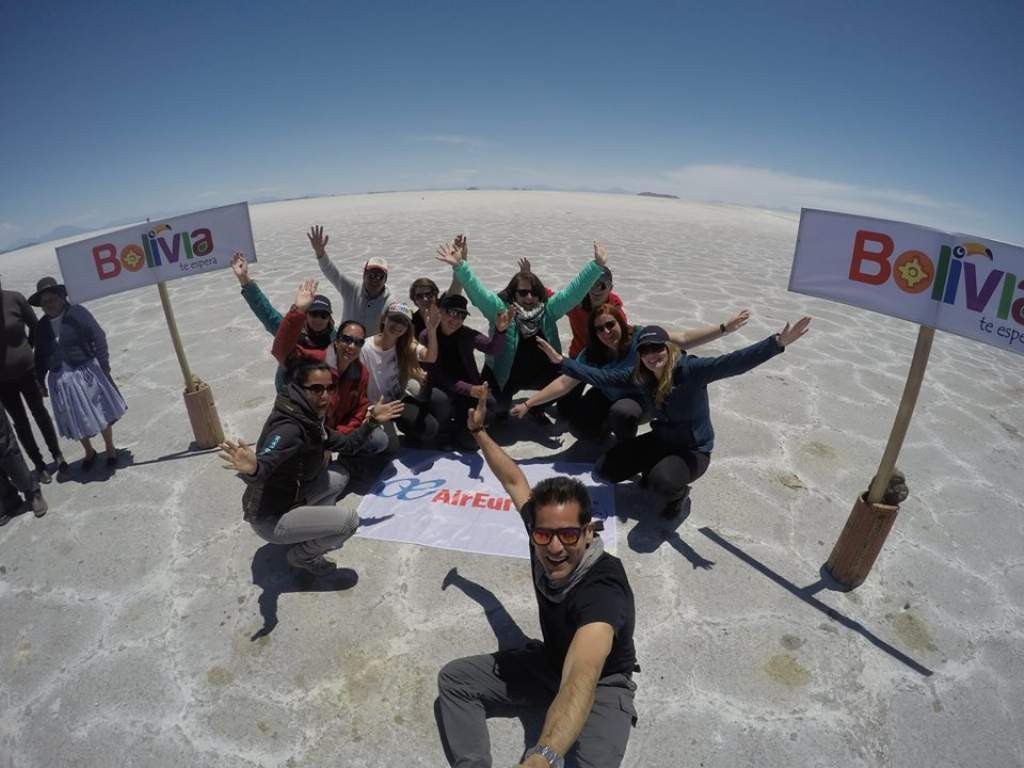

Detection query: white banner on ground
xmin=56 ymin=202 xmax=256 ymax=302
xmin=789 ymin=209 xmax=1024 ymax=356
xmin=355 ymin=450 xmax=617 ymax=559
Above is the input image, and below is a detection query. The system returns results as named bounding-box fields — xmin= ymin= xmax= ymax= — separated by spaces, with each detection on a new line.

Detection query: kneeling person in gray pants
xmin=219 ymin=362 xmax=361 ymax=576
xmin=437 ymin=384 xmax=638 ymax=768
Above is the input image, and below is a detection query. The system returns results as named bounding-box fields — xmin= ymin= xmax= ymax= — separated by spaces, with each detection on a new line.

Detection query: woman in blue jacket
xmin=540 ymin=317 xmax=811 ymax=518
xmin=30 ymin=277 xmax=126 ymax=471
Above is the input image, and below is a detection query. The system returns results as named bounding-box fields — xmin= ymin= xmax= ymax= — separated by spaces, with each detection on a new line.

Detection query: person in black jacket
xmin=218 ymin=362 xmax=374 ymax=576
xmin=541 ymin=317 xmax=811 ymax=518
xmin=0 ymin=408 xmax=47 ymax=526
xmin=0 ymin=280 xmax=66 ymax=481
xmin=30 ymin=277 xmax=125 ymax=471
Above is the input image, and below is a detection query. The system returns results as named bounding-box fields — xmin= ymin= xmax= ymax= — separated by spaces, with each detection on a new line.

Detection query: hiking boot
xmin=30 ymin=490 xmax=47 ymax=518
xmin=660 ymin=487 xmax=691 ymax=519
xmin=286 ymin=547 xmax=337 ymax=576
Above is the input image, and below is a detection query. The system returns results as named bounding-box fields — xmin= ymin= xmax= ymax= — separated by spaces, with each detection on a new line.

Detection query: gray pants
xmin=249 ymin=468 xmax=359 ymax=559
xmin=437 ymin=646 xmax=637 ymax=768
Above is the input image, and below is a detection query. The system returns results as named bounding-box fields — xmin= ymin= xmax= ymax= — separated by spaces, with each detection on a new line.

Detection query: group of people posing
xmin=219 ymin=224 xmax=811 ymax=768
xmin=0 ymin=276 xmax=126 ymax=526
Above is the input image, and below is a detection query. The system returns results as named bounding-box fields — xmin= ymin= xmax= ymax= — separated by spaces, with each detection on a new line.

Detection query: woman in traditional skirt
xmin=29 ymin=277 xmax=126 ymax=471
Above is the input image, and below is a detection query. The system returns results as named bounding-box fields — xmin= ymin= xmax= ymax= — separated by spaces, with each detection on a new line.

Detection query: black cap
xmin=439 ymin=294 xmax=470 ymax=315
xmin=308 ymin=294 xmax=332 ymax=314
xmin=596 ymin=265 xmax=613 ymax=283
xmin=635 ymin=326 xmax=669 ymax=348
xmin=28 ymin=276 xmax=68 ymax=306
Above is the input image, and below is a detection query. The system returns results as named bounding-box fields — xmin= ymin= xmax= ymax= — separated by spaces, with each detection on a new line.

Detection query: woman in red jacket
xmin=273 ymin=281 xmax=403 ymax=486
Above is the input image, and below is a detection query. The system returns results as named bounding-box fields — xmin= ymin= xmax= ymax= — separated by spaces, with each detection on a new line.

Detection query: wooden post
xmin=156 ymin=282 xmax=224 ymax=448
xmin=825 ymin=325 xmax=935 ymax=589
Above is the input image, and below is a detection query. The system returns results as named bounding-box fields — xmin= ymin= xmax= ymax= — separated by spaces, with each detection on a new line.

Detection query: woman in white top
xmin=361 ymin=301 xmax=448 ymax=447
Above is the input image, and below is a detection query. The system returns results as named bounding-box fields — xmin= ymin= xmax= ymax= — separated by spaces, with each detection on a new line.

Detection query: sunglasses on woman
xmin=638 ymin=343 xmax=667 ymax=356
xmin=308 ymin=311 xmax=330 ymax=320
xmin=516 ymin=288 xmax=537 ymax=298
xmin=413 ymin=291 xmax=437 ymax=301
xmin=444 ymin=308 xmax=468 ymax=320
xmin=301 ymin=383 xmax=334 ymax=395
xmin=530 ymin=526 xmax=584 ymax=546
xmin=595 ymin=320 xmax=618 ymax=334
xmin=337 ymin=333 xmax=366 ymax=348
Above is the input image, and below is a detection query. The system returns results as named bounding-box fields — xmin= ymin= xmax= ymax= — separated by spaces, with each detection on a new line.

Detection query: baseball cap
xmin=635 ymin=326 xmax=669 ymax=348
xmin=364 ymin=256 xmax=389 ymax=273
xmin=439 ymin=294 xmax=470 ymax=315
xmin=385 ymin=301 xmax=414 ymax=322
xmin=308 ymin=294 xmax=332 ymax=314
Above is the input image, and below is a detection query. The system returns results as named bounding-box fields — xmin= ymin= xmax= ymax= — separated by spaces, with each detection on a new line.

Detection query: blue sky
xmin=2 ymin=0 xmax=1022 ymax=250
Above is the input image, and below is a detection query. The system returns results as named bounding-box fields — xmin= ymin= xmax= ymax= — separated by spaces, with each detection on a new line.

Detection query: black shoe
xmin=30 ymin=490 xmax=47 ymax=518
xmin=660 ymin=487 xmax=691 ymax=519
xmin=56 ymin=460 xmax=70 ymax=479
xmin=0 ymin=512 xmax=11 ymax=526
xmin=81 ymin=452 xmax=97 ymax=471
xmin=34 ymin=465 xmax=52 ymax=484
xmin=105 ymin=453 xmax=118 ymax=469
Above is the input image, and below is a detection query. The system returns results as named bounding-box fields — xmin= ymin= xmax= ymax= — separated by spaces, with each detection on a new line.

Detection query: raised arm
xmin=689 ymin=317 xmax=810 ymax=386
xmin=418 ymin=306 xmax=441 ymax=364
xmin=308 ymin=225 xmax=359 ymax=298
xmin=545 ymin=242 xmax=607 ymax=319
xmin=468 ymin=385 xmax=532 ymax=515
xmin=270 ymin=281 xmax=324 ymax=366
xmin=668 ymin=309 xmax=750 ymax=352
xmin=445 ymin=234 xmax=468 ymax=297
xmin=520 ymin=622 xmax=615 ymax=767
xmin=437 ymin=239 xmax=506 ymax=323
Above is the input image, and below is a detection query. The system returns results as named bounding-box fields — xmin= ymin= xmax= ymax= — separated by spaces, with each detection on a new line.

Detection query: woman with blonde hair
xmin=541 ymin=317 xmax=811 ymax=518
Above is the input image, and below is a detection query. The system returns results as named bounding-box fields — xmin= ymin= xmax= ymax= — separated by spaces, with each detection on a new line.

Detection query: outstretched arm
xmin=308 ymin=225 xmax=358 ymax=298
xmin=437 ymin=239 xmax=505 ymax=323
xmin=669 ymin=309 xmax=750 ymax=351
xmin=468 ymin=384 xmax=532 ymax=515
xmin=445 ymin=234 xmax=468 ymax=297
xmin=690 ymin=317 xmax=811 ymax=386
xmin=510 ymin=375 xmax=580 ymax=418
xmin=519 ymin=622 xmax=615 ymax=767
xmin=545 ymin=243 xmax=606 ymax=319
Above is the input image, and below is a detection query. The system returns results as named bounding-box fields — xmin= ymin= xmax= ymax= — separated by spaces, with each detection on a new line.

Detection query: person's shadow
xmin=434 ymin=567 xmax=547 ymax=764
xmin=615 ymin=482 xmax=715 ymax=570
xmin=248 ymin=543 xmax=358 ymax=640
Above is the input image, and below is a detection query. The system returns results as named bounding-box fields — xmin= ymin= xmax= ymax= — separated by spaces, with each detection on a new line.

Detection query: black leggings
xmin=485 ymin=337 xmax=559 ymax=413
xmin=397 ymin=387 xmax=451 ymax=444
xmin=559 ymin=387 xmax=644 ymax=443
xmin=0 ymin=372 xmax=61 ymax=468
xmin=596 ymin=431 xmax=711 ymax=503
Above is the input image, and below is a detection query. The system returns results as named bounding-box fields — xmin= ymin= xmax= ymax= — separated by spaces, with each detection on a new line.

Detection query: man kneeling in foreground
xmin=437 ymin=384 xmax=637 ymax=768
xmin=218 ymin=362 xmax=378 ymax=575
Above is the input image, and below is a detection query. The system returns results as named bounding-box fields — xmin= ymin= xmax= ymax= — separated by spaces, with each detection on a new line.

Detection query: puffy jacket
xmin=560 ymin=335 xmax=784 ymax=454
xmin=453 ymin=259 xmax=604 ymax=389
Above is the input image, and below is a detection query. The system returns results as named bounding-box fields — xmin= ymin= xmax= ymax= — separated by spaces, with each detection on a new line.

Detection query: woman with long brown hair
xmin=516 ymin=303 xmax=749 ymax=445
xmin=540 ymin=316 xmax=811 ymax=518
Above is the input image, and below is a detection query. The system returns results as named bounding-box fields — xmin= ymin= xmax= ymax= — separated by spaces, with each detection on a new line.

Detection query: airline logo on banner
xmin=789 ymin=209 xmax=1024 ymax=356
xmin=355 ymin=451 xmax=617 ymax=559
xmin=56 ymin=202 xmax=256 ymax=302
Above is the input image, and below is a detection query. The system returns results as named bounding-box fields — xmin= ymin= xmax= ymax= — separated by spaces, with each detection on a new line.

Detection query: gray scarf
xmin=513 ymin=302 xmax=546 ymax=339
xmin=532 ymin=534 xmax=605 ymax=604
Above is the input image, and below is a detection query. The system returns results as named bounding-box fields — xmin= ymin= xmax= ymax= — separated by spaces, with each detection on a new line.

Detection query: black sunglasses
xmin=365 ymin=270 xmax=387 ymax=280
xmin=516 ymin=288 xmax=537 ymax=298
xmin=638 ymin=343 xmax=667 ymax=355
xmin=413 ymin=291 xmax=437 ymax=301
xmin=444 ymin=308 xmax=468 ymax=319
xmin=530 ymin=526 xmax=584 ymax=546
xmin=301 ymin=383 xmax=334 ymax=395
xmin=592 ymin=281 xmax=610 ymax=291
xmin=595 ymin=320 xmax=618 ymax=334
xmin=337 ymin=333 xmax=365 ymax=348
xmin=308 ymin=311 xmax=330 ymax=320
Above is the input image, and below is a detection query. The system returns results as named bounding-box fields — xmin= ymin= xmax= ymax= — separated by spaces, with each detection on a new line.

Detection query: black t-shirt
xmin=532 ymin=548 xmax=637 ymax=678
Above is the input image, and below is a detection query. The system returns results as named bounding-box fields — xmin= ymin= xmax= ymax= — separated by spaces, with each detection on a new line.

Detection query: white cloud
xmin=414 ymin=134 xmax=493 ymax=151
xmin=649 ymin=164 xmax=973 ymax=224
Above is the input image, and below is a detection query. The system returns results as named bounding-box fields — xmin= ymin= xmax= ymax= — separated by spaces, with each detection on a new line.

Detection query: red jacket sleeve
xmin=332 ymin=365 xmax=369 ymax=435
xmin=272 ymin=308 xmax=307 ymax=366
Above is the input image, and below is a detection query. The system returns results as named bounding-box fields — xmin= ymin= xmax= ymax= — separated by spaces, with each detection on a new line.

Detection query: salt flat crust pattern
xmin=0 ymin=191 xmax=1021 ymax=767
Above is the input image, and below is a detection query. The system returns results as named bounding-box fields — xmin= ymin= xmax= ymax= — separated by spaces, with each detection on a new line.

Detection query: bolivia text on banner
xmin=355 ymin=451 xmax=617 ymax=559
xmin=789 ymin=209 xmax=1024 ymax=356
xmin=56 ymin=202 xmax=256 ymax=302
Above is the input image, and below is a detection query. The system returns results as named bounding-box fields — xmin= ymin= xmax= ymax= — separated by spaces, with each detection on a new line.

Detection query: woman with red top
xmin=273 ymin=281 xmax=402 ymax=489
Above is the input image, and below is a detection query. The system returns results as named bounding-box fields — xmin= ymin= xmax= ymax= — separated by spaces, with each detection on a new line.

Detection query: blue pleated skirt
xmin=48 ymin=360 xmax=127 ymax=440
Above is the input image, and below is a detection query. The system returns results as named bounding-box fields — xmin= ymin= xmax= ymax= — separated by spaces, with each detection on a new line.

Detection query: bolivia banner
xmin=56 ymin=202 xmax=256 ymax=303
xmin=789 ymin=209 xmax=1024 ymax=356
xmin=355 ymin=451 xmax=618 ymax=559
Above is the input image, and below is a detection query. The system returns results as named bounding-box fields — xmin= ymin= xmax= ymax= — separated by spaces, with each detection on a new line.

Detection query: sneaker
xmin=34 ymin=465 xmax=52 ymax=484
xmin=30 ymin=490 xmax=47 ymax=518
xmin=286 ymin=547 xmax=337 ymax=576
xmin=660 ymin=487 xmax=691 ymax=519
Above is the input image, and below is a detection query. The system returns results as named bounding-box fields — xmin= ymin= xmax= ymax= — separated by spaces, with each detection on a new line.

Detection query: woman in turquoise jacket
xmin=435 ymin=239 xmax=606 ymax=414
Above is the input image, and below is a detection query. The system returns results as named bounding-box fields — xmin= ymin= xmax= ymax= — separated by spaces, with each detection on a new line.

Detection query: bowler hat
xmin=28 ymin=276 xmax=67 ymax=307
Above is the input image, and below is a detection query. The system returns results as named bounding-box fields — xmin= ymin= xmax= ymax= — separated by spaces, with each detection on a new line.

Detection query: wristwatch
xmin=524 ymin=744 xmax=564 ymax=768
